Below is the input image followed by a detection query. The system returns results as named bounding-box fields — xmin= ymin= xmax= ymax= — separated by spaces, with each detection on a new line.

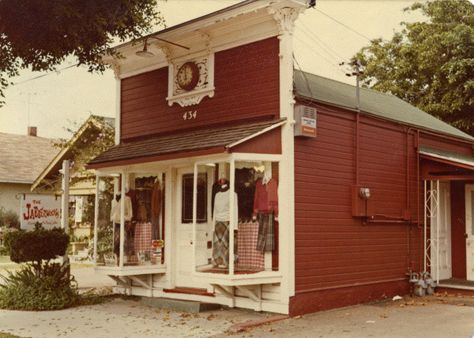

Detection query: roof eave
xmin=30 ymin=116 xmax=114 ymax=192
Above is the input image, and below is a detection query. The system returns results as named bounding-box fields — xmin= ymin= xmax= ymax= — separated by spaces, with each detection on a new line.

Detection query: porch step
xmin=163 ymin=287 xmax=215 ymax=297
xmin=141 ymin=297 xmax=221 ymax=313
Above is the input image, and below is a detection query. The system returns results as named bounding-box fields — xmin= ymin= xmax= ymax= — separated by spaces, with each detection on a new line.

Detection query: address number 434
xmin=183 ymin=110 xmax=197 ymax=120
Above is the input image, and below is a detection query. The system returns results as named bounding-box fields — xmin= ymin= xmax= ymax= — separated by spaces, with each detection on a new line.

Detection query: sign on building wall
xmin=294 ymin=105 xmax=317 ymax=138
xmin=20 ymin=195 xmax=61 ymax=230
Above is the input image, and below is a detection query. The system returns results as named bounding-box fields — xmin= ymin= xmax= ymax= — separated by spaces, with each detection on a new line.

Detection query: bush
xmin=0 ymin=263 xmax=79 ymax=310
xmin=0 ymin=208 xmax=19 ymax=229
xmin=4 ymin=225 xmax=68 ymax=265
xmin=0 ymin=224 xmax=79 ymax=311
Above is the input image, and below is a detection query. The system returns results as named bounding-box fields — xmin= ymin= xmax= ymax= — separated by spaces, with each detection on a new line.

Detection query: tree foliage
xmin=0 ymin=0 xmax=163 ymax=104
xmin=353 ymin=0 xmax=474 ymax=136
xmin=53 ymin=116 xmax=115 ymax=186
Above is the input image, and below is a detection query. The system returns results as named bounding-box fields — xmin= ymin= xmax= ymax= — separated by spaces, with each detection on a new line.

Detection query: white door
xmin=174 ymin=167 xmax=212 ymax=288
xmin=431 ymin=181 xmax=452 ymax=281
xmin=465 ymin=184 xmax=474 ymax=281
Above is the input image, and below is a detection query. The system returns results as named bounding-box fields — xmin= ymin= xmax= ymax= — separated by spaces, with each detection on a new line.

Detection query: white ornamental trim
xmin=167 ymin=53 xmax=215 ymax=107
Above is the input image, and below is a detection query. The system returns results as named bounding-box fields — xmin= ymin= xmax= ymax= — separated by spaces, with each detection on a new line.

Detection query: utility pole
xmin=341 ymin=60 xmax=364 ymax=112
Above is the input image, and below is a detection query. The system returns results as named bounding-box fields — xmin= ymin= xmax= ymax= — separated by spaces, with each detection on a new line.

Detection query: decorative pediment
xmin=166 ymin=53 xmax=215 ymax=107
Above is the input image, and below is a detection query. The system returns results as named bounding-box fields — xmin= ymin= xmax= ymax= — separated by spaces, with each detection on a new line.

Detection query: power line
xmin=11 ymin=63 xmax=79 ymax=86
xmin=314 ymin=8 xmax=372 ymax=42
xmin=297 ymin=19 xmax=346 ymax=61
xmin=294 ymin=34 xmax=347 ymax=76
xmin=293 ymin=54 xmax=314 ymax=99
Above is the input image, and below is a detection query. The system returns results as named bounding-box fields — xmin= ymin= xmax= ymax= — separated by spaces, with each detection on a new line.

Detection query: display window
xmin=94 ymin=172 xmax=165 ymax=267
xmin=192 ymin=160 xmax=280 ymax=275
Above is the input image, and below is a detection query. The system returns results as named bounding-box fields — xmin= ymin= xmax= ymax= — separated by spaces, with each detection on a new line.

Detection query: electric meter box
xmin=294 ymin=105 xmax=317 ymax=138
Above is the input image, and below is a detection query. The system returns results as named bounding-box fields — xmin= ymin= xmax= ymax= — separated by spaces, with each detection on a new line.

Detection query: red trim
xmin=87 ymin=147 xmax=225 ymax=169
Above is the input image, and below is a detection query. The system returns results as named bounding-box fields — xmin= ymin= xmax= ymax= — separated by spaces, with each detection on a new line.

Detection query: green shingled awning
xmin=419 ymin=146 xmax=474 ymax=171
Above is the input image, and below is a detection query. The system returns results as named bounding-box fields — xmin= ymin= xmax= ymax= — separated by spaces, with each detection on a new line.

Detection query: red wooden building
xmin=88 ymin=0 xmax=474 ymax=315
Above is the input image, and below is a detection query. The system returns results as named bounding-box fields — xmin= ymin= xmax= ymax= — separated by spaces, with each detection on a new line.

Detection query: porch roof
xmin=419 ymin=146 xmax=474 ymax=171
xmin=88 ymin=119 xmax=285 ymax=169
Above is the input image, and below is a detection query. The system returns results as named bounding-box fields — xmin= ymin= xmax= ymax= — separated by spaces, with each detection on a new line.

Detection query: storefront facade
xmin=88 ymin=0 xmax=474 ymax=315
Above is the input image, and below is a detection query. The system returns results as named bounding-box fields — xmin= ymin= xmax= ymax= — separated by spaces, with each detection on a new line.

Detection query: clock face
xmin=176 ymin=62 xmax=199 ymax=91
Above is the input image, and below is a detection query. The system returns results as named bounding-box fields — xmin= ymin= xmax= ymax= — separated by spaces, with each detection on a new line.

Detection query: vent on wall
xmin=294 ymin=105 xmax=317 ymax=138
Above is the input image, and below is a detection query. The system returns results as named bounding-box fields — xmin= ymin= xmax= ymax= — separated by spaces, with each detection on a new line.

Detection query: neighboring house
xmin=32 ymin=115 xmax=114 ymax=253
xmin=0 ymin=127 xmax=58 ymax=225
xmin=87 ymin=0 xmax=474 ymax=315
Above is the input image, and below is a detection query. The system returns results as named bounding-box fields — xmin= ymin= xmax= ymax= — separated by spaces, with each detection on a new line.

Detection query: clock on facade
xmin=176 ymin=61 xmax=200 ymax=91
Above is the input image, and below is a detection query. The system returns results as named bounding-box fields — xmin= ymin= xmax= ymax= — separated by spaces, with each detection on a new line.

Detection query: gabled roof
xmin=0 ymin=132 xmax=58 ymax=184
xmin=30 ymin=115 xmax=114 ymax=191
xmin=294 ymin=70 xmax=474 ymax=142
xmin=88 ymin=119 xmax=285 ymax=168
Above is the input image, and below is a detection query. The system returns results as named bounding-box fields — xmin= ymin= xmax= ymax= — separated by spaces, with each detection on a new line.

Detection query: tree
xmin=0 ymin=0 xmax=164 ymax=105
xmin=353 ymin=0 xmax=474 ymax=136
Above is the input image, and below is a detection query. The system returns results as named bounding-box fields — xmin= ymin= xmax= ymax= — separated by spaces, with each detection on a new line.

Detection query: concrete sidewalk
xmin=1 ymin=295 xmax=474 ymax=338
xmin=0 ymin=297 xmax=269 ymax=338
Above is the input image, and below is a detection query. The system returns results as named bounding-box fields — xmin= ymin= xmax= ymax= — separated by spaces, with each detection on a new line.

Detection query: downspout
xmin=406 ymin=129 xmax=411 ymax=271
xmin=356 ymin=112 xmax=360 ymax=185
xmin=416 ymin=130 xmax=421 ymax=272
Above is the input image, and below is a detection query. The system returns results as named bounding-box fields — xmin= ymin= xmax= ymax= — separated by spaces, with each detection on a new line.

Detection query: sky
xmin=0 ymin=0 xmax=427 ymax=139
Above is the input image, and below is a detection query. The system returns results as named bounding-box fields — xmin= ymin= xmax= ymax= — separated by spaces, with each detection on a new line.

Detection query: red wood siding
xmin=120 ymin=38 xmax=280 ymax=140
xmin=292 ymin=102 xmax=425 ymax=312
xmin=230 ymin=127 xmax=281 ymax=154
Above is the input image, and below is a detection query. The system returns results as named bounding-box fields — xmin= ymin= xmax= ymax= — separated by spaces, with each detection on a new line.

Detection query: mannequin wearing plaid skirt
xmin=212 ymin=187 xmax=238 ymax=268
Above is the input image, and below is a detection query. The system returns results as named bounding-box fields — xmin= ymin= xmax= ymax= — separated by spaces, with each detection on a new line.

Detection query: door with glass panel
xmin=174 ymin=167 xmax=211 ymax=288
xmin=465 ymin=184 xmax=474 ymax=281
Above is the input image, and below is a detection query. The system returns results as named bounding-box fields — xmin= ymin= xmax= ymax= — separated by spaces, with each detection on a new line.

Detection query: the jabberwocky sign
xmin=20 ymin=195 xmax=61 ymax=230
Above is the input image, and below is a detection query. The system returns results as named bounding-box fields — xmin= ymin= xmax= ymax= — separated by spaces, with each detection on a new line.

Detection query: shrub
xmin=0 ymin=224 xmax=79 ymax=310
xmin=0 ymin=208 xmax=19 ymax=229
xmin=0 ymin=263 xmax=79 ymax=310
xmin=4 ymin=225 xmax=68 ymax=269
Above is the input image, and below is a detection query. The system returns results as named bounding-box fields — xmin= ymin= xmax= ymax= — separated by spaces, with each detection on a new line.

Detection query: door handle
xmin=190 ymin=240 xmax=193 ymax=245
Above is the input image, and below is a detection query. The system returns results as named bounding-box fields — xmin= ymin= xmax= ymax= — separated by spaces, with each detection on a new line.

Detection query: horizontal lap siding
xmin=120 ymin=38 xmax=280 ymax=140
xmin=295 ymin=104 xmax=421 ymax=293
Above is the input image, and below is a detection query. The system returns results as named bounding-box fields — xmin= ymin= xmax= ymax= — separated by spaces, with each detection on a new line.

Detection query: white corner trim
xmin=115 ymin=78 xmax=121 ymax=145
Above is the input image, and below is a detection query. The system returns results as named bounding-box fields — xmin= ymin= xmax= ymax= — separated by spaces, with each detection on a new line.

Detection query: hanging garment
xmin=151 ymin=181 xmax=162 ymax=239
xmin=237 ymin=221 xmax=264 ymax=271
xmin=253 ymin=178 xmax=278 ymax=217
xmin=256 ymin=212 xmax=275 ymax=253
xmin=212 ymin=221 xmax=230 ymax=267
xmin=134 ymin=222 xmax=153 ymax=263
xmin=253 ymin=179 xmax=278 ymax=252
xmin=110 ymin=195 xmax=133 ymax=224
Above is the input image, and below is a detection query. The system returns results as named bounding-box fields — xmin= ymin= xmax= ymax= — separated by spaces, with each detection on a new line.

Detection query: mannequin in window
xmin=252 ymin=162 xmax=278 ymax=252
xmin=110 ymin=190 xmax=133 ymax=263
xmin=212 ymin=178 xmax=238 ymax=268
